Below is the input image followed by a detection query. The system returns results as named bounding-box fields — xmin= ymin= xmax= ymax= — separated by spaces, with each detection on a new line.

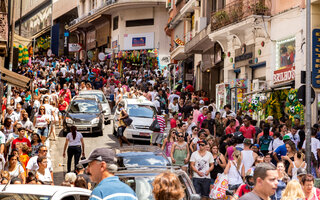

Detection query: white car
xmin=113 ymin=98 xmax=157 ymax=141
xmin=79 ymin=90 xmax=112 ymax=124
xmin=0 ymin=184 xmax=91 ymax=200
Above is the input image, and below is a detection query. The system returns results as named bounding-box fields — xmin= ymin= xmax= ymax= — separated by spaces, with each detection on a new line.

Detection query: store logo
xmin=273 ymin=66 xmax=295 ymax=84
xmin=132 ymin=37 xmax=146 ymax=47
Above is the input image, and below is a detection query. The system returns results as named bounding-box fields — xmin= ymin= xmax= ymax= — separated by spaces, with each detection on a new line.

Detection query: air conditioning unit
xmin=252 ymin=79 xmax=267 ymax=92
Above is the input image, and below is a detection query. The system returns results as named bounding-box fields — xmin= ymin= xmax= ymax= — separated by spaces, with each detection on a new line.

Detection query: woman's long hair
xmin=281 ymin=180 xmax=305 ymax=200
xmin=232 ymin=150 xmax=242 ymax=171
xmin=71 ymin=126 xmax=77 ymax=140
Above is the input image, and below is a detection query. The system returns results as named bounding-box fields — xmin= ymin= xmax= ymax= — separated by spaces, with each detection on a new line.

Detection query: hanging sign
xmin=174 ymin=38 xmax=185 ymax=46
xmin=68 ymin=43 xmax=82 ymax=52
xmin=312 ymin=29 xmax=320 ymax=88
xmin=273 ymin=66 xmax=295 ymax=84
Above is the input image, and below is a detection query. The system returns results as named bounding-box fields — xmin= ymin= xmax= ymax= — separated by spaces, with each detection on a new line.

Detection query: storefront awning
xmin=0 ymin=67 xmax=30 ymax=89
xmin=14 ymin=34 xmax=32 ymax=47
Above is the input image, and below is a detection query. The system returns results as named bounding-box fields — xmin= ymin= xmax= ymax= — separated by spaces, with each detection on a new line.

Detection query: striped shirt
xmin=155 ymin=115 xmax=166 ymax=134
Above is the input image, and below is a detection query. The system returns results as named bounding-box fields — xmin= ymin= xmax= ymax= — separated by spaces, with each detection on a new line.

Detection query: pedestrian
xmin=301 ymin=174 xmax=320 ymax=200
xmin=4 ymin=154 xmax=25 ymax=184
xmin=210 ymin=143 xmax=226 ymax=182
xmin=79 ymin=147 xmax=137 ymax=200
xmin=239 ymin=163 xmax=278 ymax=200
xmin=75 ymin=163 xmax=91 ymax=190
xmin=63 ymin=126 xmax=85 ymax=172
xmin=150 ymin=110 xmax=166 ymax=147
xmin=152 ymin=172 xmax=185 ymax=200
xmin=241 ymin=138 xmax=258 ymax=173
xmin=271 ymin=161 xmax=289 ymax=200
xmin=190 ymin=139 xmax=214 ymax=200
xmin=36 ymin=156 xmax=53 ymax=185
xmin=161 ymin=129 xmax=176 ymax=161
xmin=171 ymin=132 xmax=189 ymax=172
xmin=225 ymin=150 xmax=244 ymax=191
xmin=288 ymin=150 xmax=306 ymax=180
xmin=33 ymin=105 xmax=50 ymax=144
xmin=281 ymin=180 xmax=305 ymax=200
xmin=116 ymin=102 xmax=131 ymax=147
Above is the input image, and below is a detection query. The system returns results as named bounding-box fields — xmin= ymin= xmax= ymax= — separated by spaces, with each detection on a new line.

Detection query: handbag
xmin=123 ymin=117 xmax=133 ymax=126
xmin=209 ymin=173 xmax=229 ymax=199
xmin=149 ymin=115 xmax=161 ymax=132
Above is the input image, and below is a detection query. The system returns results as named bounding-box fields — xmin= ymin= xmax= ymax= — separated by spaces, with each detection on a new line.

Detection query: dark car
xmin=63 ymin=96 xmax=105 ymax=136
xmin=115 ymin=146 xmax=171 ymax=169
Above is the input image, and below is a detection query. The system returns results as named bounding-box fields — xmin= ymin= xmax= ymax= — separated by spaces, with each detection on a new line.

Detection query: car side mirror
xmin=190 ymin=194 xmax=201 ymax=200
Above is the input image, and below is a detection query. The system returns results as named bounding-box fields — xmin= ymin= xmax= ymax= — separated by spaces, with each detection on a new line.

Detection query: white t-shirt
xmin=168 ymin=94 xmax=180 ymax=104
xmin=303 ymin=137 xmax=320 ymax=160
xmin=5 ymin=164 xmax=24 ymax=179
xmin=190 ymin=151 xmax=214 ymax=179
xmin=268 ymin=138 xmax=284 ymax=151
xmin=186 ymin=122 xmax=197 ymax=135
xmin=35 ymin=114 xmax=50 ymax=128
xmin=0 ymin=131 xmax=5 ymax=144
xmin=37 ymin=168 xmax=52 ymax=183
xmin=43 ymin=104 xmax=53 ymax=117
xmin=168 ymin=103 xmax=179 ymax=113
xmin=66 ymin=132 xmax=83 ymax=146
xmin=26 ymin=156 xmax=53 ymax=172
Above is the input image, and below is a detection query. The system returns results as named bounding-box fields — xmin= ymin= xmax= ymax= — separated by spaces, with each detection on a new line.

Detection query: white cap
xmin=266 ymin=116 xmax=273 ymax=120
xmin=199 ymin=100 xmax=205 ymax=105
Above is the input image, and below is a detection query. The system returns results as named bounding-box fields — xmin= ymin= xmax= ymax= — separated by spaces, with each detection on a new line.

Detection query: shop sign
xmin=273 ymin=66 xmax=295 ymax=84
xmin=68 ymin=43 xmax=82 ymax=52
xmin=230 ymin=79 xmax=247 ymax=89
xmin=112 ymin=40 xmax=118 ymax=49
xmin=132 ymin=37 xmax=146 ymax=47
xmin=312 ymin=29 xmax=320 ymax=88
xmin=234 ymin=44 xmax=255 ymax=68
xmin=174 ymin=38 xmax=185 ymax=46
xmin=123 ymin=32 xmax=154 ymax=50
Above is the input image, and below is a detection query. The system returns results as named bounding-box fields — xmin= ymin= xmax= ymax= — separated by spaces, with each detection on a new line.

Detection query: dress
xmin=292 ymin=161 xmax=306 ymax=180
xmin=173 ymin=142 xmax=188 ymax=166
xmin=165 ymin=141 xmax=174 ymax=158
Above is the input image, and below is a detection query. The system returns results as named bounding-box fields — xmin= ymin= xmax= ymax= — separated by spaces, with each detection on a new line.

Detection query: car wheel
xmin=97 ymin=130 xmax=103 ymax=136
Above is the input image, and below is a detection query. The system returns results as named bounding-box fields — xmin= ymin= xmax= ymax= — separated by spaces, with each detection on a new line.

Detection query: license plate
xmin=77 ymin=127 xmax=87 ymax=131
xmin=139 ymin=132 xmax=150 ymax=137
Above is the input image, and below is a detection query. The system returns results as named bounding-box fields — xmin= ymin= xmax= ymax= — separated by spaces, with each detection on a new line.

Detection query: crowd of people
xmin=0 ymin=55 xmax=319 ymax=200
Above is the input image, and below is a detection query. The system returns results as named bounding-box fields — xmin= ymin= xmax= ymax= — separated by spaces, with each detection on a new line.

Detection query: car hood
xmin=131 ymin=117 xmax=153 ymax=126
xmin=67 ymin=113 xmax=99 ymax=121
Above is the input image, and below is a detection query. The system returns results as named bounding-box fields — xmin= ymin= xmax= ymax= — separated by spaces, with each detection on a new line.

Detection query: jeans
xmin=67 ymin=146 xmax=81 ymax=172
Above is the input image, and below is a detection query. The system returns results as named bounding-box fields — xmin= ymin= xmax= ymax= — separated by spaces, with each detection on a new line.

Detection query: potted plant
xmin=251 ymin=2 xmax=268 ymax=15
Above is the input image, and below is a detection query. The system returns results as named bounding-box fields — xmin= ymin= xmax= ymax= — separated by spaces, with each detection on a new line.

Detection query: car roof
xmin=115 ymin=146 xmax=162 ymax=154
xmin=115 ymin=168 xmax=185 ymax=176
xmin=72 ymin=95 xmax=98 ymax=101
xmin=79 ymin=90 xmax=103 ymax=94
xmin=0 ymin=184 xmax=91 ymax=196
xmin=122 ymin=98 xmax=154 ymax=106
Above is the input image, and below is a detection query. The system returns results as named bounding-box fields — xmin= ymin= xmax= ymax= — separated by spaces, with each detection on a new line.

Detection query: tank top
xmin=58 ymin=101 xmax=68 ymax=111
xmin=242 ymin=150 xmax=254 ymax=173
xmin=173 ymin=142 xmax=188 ymax=166
xmin=292 ymin=161 xmax=306 ymax=180
xmin=228 ymin=161 xmax=243 ymax=186
xmin=165 ymin=141 xmax=174 ymax=157
xmin=210 ymin=154 xmax=224 ymax=181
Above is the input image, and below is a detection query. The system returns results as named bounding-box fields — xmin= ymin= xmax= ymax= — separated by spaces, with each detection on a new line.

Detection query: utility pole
xmin=305 ymin=0 xmax=312 ymax=173
xmin=18 ymin=0 xmax=22 ymax=35
xmin=7 ymin=0 xmax=14 ymax=104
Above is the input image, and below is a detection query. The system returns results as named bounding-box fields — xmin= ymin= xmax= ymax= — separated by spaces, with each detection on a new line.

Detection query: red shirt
xmin=225 ymin=125 xmax=236 ymax=135
xmin=235 ymin=184 xmax=252 ymax=198
xmin=92 ymin=68 xmax=100 ymax=75
xmin=239 ymin=125 xmax=256 ymax=139
xmin=170 ymin=118 xmax=177 ymax=129
xmin=185 ymin=84 xmax=194 ymax=92
xmin=12 ymin=137 xmax=31 ymax=150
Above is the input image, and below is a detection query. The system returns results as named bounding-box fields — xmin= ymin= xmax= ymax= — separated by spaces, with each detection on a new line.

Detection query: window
xmin=125 ymin=19 xmax=154 ymax=27
xmin=113 ymin=16 xmax=119 ymax=30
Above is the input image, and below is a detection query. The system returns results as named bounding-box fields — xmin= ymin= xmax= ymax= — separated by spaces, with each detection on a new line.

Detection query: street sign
xmin=297 ymin=85 xmax=315 ymax=106
xmin=68 ymin=43 xmax=82 ymax=52
xmin=312 ymin=29 xmax=320 ymax=88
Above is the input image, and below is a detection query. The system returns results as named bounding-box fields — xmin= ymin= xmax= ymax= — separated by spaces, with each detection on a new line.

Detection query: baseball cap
xmin=266 ymin=116 xmax=273 ymax=121
xmin=197 ymin=140 xmax=208 ymax=145
xmin=297 ymin=168 xmax=307 ymax=177
xmin=253 ymin=144 xmax=260 ymax=149
xmin=76 ymin=163 xmax=84 ymax=170
xmin=283 ymin=135 xmax=291 ymax=141
xmin=244 ymin=138 xmax=252 ymax=145
xmin=79 ymin=147 xmax=116 ymax=165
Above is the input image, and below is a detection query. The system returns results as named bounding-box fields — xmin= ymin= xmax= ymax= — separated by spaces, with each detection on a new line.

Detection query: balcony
xmin=211 ymin=0 xmax=271 ymax=32
xmin=0 ymin=12 xmax=8 ymax=42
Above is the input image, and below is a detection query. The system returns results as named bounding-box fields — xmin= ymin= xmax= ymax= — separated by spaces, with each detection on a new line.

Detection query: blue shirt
xmin=90 ymin=176 xmax=137 ymax=200
xmin=274 ymin=144 xmax=287 ymax=159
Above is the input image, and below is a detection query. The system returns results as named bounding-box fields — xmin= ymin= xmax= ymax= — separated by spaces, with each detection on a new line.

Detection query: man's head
xmin=229 ymin=119 xmax=236 ymax=127
xmin=297 ymin=168 xmax=307 ymax=184
xmin=302 ymin=174 xmax=314 ymax=194
xmin=243 ymin=116 xmax=251 ymax=127
xmin=253 ymin=163 xmax=278 ymax=197
xmin=38 ymin=145 xmax=48 ymax=156
xmin=173 ymin=97 xmax=178 ymax=104
xmin=80 ymin=147 xmax=117 ymax=184
xmin=243 ymin=138 xmax=252 ymax=147
xmin=291 ymin=126 xmax=298 ymax=135
xmin=197 ymin=140 xmax=207 ymax=151
xmin=18 ymin=127 xmax=25 ymax=139
xmin=223 ymin=104 xmax=231 ymax=112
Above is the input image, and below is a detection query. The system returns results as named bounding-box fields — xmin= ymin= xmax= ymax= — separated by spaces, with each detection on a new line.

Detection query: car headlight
xmin=66 ymin=117 xmax=73 ymax=124
xmin=91 ymin=117 xmax=100 ymax=125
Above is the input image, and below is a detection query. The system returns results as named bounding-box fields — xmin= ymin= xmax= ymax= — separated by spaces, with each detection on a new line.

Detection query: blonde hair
xmin=281 ymin=180 xmax=305 ymax=200
xmin=152 ymin=172 xmax=185 ymax=200
xmin=232 ymin=150 xmax=242 ymax=171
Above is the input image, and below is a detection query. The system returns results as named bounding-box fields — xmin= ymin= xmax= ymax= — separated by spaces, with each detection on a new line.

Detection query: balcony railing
xmin=211 ymin=0 xmax=271 ymax=31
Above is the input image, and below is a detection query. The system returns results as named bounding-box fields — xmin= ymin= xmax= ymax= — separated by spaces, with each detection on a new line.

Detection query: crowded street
xmin=1 ymin=0 xmax=320 ymax=200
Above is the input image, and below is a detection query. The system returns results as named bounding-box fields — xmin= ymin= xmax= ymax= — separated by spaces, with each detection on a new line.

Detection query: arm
xmin=63 ymin=138 xmax=69 ymax=158
xmin=241 ymin=163 xmax=245 ymax=178
xmin=218 ymin=154 xmax=227 ymax=168
xmin=80 ymin=137 xmax=85 ymax=157
xmin=185 ymin=144 xmax=190 ymax=163
xmin=206 ymin=162 xmax=214 ymax=176
xmin=224 ymin=161 xmax=231 ymax=175
xmin=288 ymin=162 xmax=293 ymax=177
xmin=273 ymin=151 xmax=280 ymax=163
xmin=161 ymin=138 xmax=167 ymax=151
xmin=214 ymin=124 xmax=217 ymax=138
xmin=170 ymin=143 xmax=176 ymax=164
xmin=0 ymin=144 xmax=4 ymax=154
xmin=33 ymin=117 xmax=36 ymax=127
xmin=190 ymin=161 xmax=203 ymax=177
xmin=20 ymin=167 xmax=26 ymax=184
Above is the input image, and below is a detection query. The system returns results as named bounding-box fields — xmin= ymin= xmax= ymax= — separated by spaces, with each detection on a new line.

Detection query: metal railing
xmin=211 ymin=0 xmax=271 ymax=31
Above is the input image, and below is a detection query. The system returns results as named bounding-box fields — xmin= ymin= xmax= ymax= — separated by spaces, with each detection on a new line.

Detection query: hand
xmin=63 ymin=153 xmax=66 ymax=158
xmin=82 ymin=152 xmax=85 ymax=157
xmin=171 ymin=158 xmax=176 ymax=164
xmin=281 ymin=156 xmax=289 ymax=161
xmin=184 ymin=158 xmax=189 ymax=164
xmin=205 ymin=170 xmax=210 ymax=176
xmin=197 ymin=171 xmax=204 ymax=177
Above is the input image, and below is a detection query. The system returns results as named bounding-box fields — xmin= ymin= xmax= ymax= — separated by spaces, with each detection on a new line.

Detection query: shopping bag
xmin=209 ymin=173 xmax=229 ymax=199
xmin=149 ymin=116 xmax=161 ymax=132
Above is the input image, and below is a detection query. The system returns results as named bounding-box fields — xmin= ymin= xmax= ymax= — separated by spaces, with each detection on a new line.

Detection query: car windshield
xmin=116 ymin=152 xmax=170 ymax=167
xmin=0 ymin=194 xmax=51 ymax=200
xmin=80 ymin=93 xmax=106 ymax=103
xmin=68 ymin=100 xmax=100 ymax=113
xmin=127 ymin=105 xmax=155 ymax=118
xmin=119 ymin=176 xmax=155 ymax=200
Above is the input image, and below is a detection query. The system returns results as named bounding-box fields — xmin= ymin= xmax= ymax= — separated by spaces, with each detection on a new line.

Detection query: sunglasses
xmin=40 ymin=109 xmax=45 ymax=110
xmin=178 ymin=135 xmax=184 ymax=138
xmin=194 ymin=129 xmax=199 ymax=131
xmin=199 ymin=144 xmax=206 ymax=146
xmin=41 ymin=150 xmax=48 ymax=152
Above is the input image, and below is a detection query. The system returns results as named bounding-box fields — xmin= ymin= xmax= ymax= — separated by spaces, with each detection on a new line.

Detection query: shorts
xmin=229 ymin=184 xmax=241 ymax=191
xmin=151 ymin=132 xmax=163 ymax=144
xmin=117 ymin=126 xmax=126 ymax=137
xmin=37 ymin=127 xmax=49 ymax=137
xmin=193 ymin=178 xmax=211 ymax=197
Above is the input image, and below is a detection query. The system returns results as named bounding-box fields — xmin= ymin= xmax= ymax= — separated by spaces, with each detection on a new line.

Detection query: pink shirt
xmin=193 ymin=110 xmax=201 ymax=124
xmin=197 ymin=114 xmax=207 ymax=128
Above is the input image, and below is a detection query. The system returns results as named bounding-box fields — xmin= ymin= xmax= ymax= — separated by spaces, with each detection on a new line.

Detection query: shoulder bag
xmin=149 ymin=115 xmax=161 ymax=132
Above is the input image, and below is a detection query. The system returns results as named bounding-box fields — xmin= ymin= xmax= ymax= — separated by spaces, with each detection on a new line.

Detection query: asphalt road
xmin=50 ymin=121 xmax=135 ymax=185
